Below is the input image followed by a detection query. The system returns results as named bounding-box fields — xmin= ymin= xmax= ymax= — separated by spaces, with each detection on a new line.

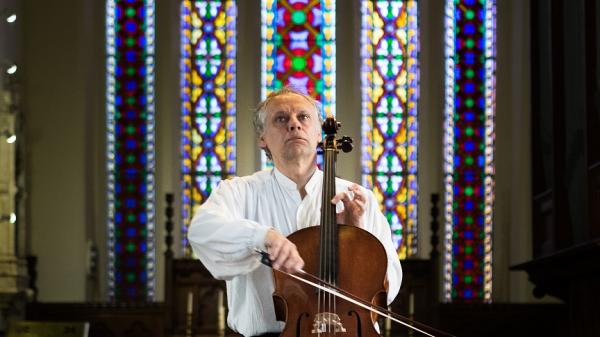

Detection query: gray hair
xmin=252 ymin=86 xmax=324 ymax=137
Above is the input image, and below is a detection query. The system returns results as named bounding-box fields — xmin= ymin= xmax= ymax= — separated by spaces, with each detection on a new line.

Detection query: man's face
xmin=259 ymin=93 xmax=322 ymax=163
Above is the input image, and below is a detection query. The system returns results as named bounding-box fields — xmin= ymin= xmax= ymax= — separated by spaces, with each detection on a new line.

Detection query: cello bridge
xmin=311 ymin=312 xmax=347 ymax=334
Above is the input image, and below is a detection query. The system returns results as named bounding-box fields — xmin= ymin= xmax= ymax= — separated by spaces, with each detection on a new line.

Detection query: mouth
xmin=286 ymin=137 xmax=307 ymax=144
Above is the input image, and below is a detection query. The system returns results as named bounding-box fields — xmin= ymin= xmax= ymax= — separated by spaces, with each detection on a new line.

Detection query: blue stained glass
xmin=126 ymin=51 xmax=136 ymax=62
xmin=455 ymin=97 xmax=461 ymax=108
xmin=465 ymin=83 xmax=475 ymax=93
xmin=464 ymin=289 xmax=473 ymax=298
xmin=464 ymin=259 xmax=473 ymax=268
xmin=126 ymin=198 xmax=136 ymax=207
xmin=464 ymin=23 xmax=475 ymax=34
xmin=126 ymin=81 xmax=137 ymax=90
xmin=127 ymin=228 xmax=136 ymax=237
xmin=477 ymin=38 xmax=484 ymax=49
xmin=465 ymin=52 xmax=475 ymax=65
xmin=139 ymin=212 xmax=147 ymax=224
xmin=454 ymin=9 xmax=462 ymax=20
xmin=312 ymin=9 xmax=322 ymax=26
xmin=125 ymin=21 xmax=137 ymax=33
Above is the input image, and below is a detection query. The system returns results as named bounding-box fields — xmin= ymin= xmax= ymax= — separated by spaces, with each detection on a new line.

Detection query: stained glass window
xmin=443 ymin=0 xmax=496 ymax=302
xmin=181 ymin=0 xmax=237 ymax=257
xmin=261 ymin=0 xmax=335 ymax=168
xmin=106 ymin=0 xmax=156 ymax=301
xmin=360 ymin=0 xmax=419 ymax=260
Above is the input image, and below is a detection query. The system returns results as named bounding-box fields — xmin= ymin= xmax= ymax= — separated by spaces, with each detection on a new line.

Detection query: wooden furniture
xmin=26 ymin=303 xmax=165 ymax=337
xmin=7 ymin=321 xmax=89 ymax=337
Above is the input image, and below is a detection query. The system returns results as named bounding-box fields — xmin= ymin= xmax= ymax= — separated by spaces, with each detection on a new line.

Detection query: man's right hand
xmin=264 ymin=229 xmax=304 ymax=273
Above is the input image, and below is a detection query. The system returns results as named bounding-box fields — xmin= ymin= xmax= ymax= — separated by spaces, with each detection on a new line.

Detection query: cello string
xmin=328 ymin=148 xmax=333 ymax=329
xmin=331 ymin=148 xmax=337 ymax=334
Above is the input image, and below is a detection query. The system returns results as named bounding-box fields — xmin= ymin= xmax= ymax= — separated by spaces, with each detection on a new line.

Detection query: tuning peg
xmin=338 ymin=136 xmax=353 ymax=153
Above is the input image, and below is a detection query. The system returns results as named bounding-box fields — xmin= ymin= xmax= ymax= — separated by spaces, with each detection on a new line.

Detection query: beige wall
xmin=22 ymin=0 xmax=537 ymax=303
xmin=495 ymin=0 xmax=537 ymax=302
xmin=23 ymin=0 xmax=100 ymax=301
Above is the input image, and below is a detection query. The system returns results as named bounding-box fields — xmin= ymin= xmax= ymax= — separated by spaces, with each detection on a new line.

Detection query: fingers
xmin=331 ymin=184 xmax=363 ymax=203
xmin=264 ymin=229 xmax=304 ymax=273
xmin=331 ymin=185 xmax=366 ymax=227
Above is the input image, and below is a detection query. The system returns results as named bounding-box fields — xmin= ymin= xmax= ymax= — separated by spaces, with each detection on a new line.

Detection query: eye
xmin=298 ymin=113 xmax=310 ymax=121
xmin=274 ymin=115 xmax=287 ymax=123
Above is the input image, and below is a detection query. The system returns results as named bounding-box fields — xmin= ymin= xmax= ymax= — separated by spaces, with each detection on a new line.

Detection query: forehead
xmin=266 ymin=93 xmax=318 ymax=114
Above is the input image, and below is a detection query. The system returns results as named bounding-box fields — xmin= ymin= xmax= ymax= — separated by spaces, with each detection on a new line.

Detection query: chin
xmin=282 ymin=147 xmax=314 ymax=161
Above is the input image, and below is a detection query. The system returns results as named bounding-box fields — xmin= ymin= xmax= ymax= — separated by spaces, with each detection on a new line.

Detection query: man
xmin=188 ymin=87 xmax=402 ymax=337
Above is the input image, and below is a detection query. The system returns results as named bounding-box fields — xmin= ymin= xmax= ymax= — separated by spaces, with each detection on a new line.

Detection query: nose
xmin=288 ymin=116 xmax=302 ymax=132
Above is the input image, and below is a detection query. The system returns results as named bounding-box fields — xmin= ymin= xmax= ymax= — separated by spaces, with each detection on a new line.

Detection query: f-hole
xmin=295 ymin=312 xmax=309 ymax=337
xmin=348 ymin=310 xmax=363 ymax=337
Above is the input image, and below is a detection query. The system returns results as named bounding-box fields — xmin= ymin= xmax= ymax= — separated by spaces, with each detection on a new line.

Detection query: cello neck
xmin=319 ymin=117 xmax=340 ymax=286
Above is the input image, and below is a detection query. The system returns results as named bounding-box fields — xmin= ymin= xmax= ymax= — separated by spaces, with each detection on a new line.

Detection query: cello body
xmin=273 ymin=225 xmax=388 ymax=337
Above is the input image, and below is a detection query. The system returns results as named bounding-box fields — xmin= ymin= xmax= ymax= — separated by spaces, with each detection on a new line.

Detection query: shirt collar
xmin=272 ymin=166 xmax=323 ymax=196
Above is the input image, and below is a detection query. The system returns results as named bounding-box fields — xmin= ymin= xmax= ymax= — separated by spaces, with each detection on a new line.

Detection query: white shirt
xmin=188 ymin=168 xmax=402 ymax=337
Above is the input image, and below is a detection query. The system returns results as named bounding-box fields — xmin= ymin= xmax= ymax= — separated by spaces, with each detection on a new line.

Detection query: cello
xmin=263 ymin=116 xmax=453 ymax=337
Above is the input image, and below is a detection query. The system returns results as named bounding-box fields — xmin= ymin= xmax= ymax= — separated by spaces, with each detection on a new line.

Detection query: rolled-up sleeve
xmin=187 ymin=179 xmax=271 ymax=280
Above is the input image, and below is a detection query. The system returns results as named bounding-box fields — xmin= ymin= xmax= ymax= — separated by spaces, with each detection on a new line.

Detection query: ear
xmin=259 ymin=134 xmax=267 ymax=149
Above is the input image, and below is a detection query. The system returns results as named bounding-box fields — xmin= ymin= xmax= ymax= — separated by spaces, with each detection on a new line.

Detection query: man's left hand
xmin=331 ymin=184 xmax=366 ymax=228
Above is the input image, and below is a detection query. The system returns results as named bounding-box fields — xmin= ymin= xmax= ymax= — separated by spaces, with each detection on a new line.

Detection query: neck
xmin=274 ymin=156 xmax=317 ymax=197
